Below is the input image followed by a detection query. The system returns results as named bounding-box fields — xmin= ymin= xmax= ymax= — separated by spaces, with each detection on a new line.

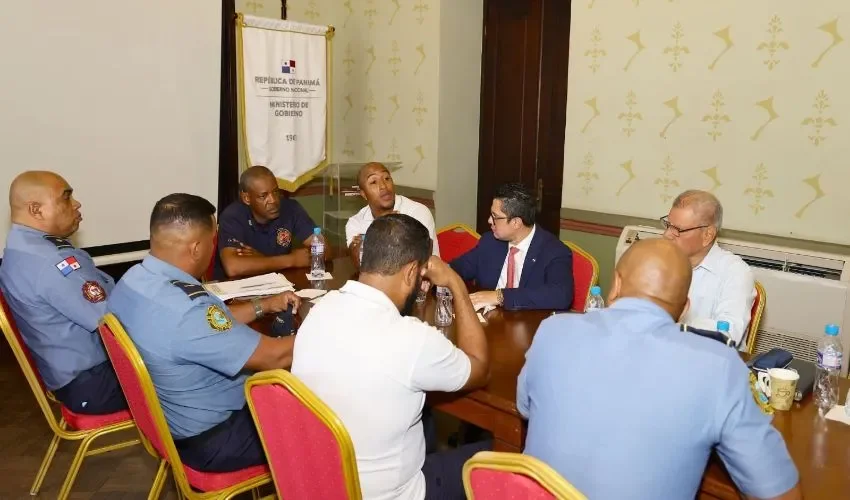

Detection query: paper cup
xmin=765 ymin=368 xmax=799 ymax=411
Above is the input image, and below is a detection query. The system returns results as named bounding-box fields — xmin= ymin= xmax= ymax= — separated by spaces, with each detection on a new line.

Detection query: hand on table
xmin=263 ymin=291 xmax=301 ymax=315
xmin=236 ymin=243 xmax=261 ymax=257
xmin=470 ymin=291 xmax=500 ymax=311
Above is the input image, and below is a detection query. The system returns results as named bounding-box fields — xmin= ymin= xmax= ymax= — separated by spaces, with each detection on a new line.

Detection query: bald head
xmin=611 ymin=239 xmax=692 ymax=320
xmin=9 ymin=170 xmax=81 ymax=237
xmin=358 ymin=162 xmax=396 ymax=214
xmin=357 ymin=162 xmax=390 ymax=189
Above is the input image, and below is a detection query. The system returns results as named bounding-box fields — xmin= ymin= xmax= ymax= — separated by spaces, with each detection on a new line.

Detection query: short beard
xmin=400 ymin=276 xmax=422 ymax=316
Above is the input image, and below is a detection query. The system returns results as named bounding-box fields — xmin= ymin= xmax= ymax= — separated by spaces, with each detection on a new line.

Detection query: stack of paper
xmin=204 ymin=273 xmax=294 ymax=301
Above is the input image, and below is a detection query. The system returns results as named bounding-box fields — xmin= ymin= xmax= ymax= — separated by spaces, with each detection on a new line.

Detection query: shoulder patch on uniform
xmin=206 ymin=304 xmax=232 ymax=332
xmin=55 ymin=256 xmax=81 ymax=276
xmin=43 ymin=235 xmax=73 ymax=249
xmin=168 ymin=280 xmax=209 ymax=300
xmin=82 ymin=281 xmax=107 ymax=303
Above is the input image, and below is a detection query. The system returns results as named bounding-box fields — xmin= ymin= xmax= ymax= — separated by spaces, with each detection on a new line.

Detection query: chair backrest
xmin=744 ymin=281 xmax=766 ymax=354
xmin=463 ymin=451 xmax=587 ymax=500
xmin=562 ymin=241 xmax=600 ymax=312
xmin=245 ymin=370 xmax=361 ymax=500
xmin=0 ymin=291 xmax=66 ymax=431
xmin=437 ymin=223 xmax=480 ymax=263
xmin=98 ymin=313 xmax=192 ymax=488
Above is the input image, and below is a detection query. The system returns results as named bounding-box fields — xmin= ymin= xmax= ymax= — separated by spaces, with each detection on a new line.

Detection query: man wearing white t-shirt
xmin=293 ymin=214 xmax=490 ymax=500
xmin=346 ymin=162 xmax=440 ymax=266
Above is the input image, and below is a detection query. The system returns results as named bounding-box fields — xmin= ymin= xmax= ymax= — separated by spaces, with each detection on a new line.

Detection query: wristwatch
xmin=496 ymin=289 xmax=504 ymax=306
xmin=250 ymin=297 xmax=265 ymax=319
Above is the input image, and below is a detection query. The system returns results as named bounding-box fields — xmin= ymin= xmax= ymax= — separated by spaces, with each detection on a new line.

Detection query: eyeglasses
xmin=489 ymin=213 xmax=511 ymax=222
xmin=659 ymin=216 xmax=708 ymax=237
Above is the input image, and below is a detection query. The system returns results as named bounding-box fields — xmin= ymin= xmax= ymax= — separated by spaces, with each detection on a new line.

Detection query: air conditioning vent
xmin=739 ymin=255 xmax=842 ymax=280
xmin=739 ymin=256 xmax=784 ymax=273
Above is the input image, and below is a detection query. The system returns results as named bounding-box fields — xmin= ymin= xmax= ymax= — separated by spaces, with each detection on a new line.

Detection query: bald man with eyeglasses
xmin=660 ymin=190 xmax=755 ymax=347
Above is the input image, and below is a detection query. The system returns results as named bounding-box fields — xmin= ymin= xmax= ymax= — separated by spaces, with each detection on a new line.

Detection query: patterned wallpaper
xmin=237 ymin=0 xmax=440 ymax=190
xmin=563 ymin=2 xmax=850 ymax=245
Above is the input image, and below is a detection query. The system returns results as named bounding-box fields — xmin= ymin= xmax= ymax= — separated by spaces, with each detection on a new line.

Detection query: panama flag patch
xmin=55 ymin=256 xmax=81 ymax=276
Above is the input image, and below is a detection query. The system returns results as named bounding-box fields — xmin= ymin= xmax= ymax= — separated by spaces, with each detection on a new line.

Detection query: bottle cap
xmin=313 ymin=227 xmax=321 ymax=235
xmin=716 ymin=320 xmax=730 ymax=332
xmin=825 ymin=324 xmax=840 ymax=336
xmin=590 ymin=286 xmax=601 ymax=296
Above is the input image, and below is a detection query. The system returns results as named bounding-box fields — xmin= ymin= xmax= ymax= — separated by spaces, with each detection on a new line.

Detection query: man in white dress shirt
xmin=293 ymin=213 xmax=490 ymax=500
xmin=662 ymin=190 xmax=755 ymax=346
xmin=346 ymin=162 xmax=440 ymax=266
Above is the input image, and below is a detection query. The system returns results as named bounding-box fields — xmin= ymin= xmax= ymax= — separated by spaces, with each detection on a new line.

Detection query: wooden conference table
xmin=276 ymin=258 xmax=850 ymax=500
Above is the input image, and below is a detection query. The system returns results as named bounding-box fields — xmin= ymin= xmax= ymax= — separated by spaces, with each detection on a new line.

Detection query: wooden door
xmin=476 ymin=0 xmax=571 ymax=234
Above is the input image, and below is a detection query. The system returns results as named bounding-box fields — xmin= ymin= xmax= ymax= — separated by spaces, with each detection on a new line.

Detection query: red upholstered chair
xmin=245 ymin=369 xmax=362 ymax=499
xmin=437 ymin=223 xmax=480 ymax=263
xmin=562 ymin=241 xmax=600 ymax=312
xmin=0 ymin=292 xmax=139 ymax=500
xmin=463 ymin=451 xmax=587 ymax=500
xmin=98 ymin=313 xmax=271 ymax=499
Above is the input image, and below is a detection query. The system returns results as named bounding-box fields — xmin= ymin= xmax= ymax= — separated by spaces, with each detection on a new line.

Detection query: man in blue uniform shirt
xmin=217 ymin=166 xmax=330 ymax=278
xmin=450 ymin=183 xmax=573 ymax=311
xmin=0 ymin=171 xmax=126 ymax=414
xmin=109 ymin=193 xmax=300 ymax=472
xmin=518 ymin=239 xmax=801 ymax=500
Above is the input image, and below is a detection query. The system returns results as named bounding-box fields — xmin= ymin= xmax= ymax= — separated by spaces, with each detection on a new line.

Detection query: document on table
xmin=204 ymin=273 xmax=294 ymax=301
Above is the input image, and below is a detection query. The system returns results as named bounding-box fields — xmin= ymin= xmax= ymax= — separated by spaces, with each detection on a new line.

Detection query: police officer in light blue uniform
xmin=0 ymin=171 xmax=126 ymax=414
xmin=109 ymin=193 xmax=299 ymax=472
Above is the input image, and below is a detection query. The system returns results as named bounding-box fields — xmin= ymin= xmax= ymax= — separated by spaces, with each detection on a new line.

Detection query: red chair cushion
xmin=470 ymin=468 xmax=556 ymax=499
xmin=184 ymin=463 xmax=269 ymax=492
xmin=438 ymin=230 xmax=478 ymax=264
xmin=249 ymin=384 xmax=350 ymax=498
xmin=60 ymin=405 xmax=133 ymax=431
xmin=569 ymin=250 xmax=595 ymax=312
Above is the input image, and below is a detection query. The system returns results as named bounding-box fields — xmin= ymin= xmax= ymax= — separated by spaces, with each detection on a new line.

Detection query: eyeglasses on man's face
xmin=489 ymin=213 xmax=511 ymax=223
xmin=659 ymin=215 xmax=708 ymax=237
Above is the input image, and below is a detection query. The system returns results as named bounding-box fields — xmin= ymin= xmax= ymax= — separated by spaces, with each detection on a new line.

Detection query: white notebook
xmin=204 ymin=273 xmax=294 ymax=301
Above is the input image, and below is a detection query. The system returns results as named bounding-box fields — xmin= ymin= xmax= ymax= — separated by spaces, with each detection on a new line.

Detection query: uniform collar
xmin=609 ymin=297 xmax=676 ymax=323
xmin=141 ymin=255 xmax=201 ymax=285
xmin=7 ymin=223 xmax=73 ymax=248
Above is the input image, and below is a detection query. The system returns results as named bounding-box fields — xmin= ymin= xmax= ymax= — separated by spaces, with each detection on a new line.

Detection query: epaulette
xmin=169 ymin=280 xmax=209 ymax=300
xmin=43 ymin=235 xmax=73 ymax=250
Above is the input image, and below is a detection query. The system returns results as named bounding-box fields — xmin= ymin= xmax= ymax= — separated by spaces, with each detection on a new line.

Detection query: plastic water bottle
xmin=814 ymin=324 xmax=843 ymax=412
xmin=310 ymin=227 xmax=325 ymax=279
xmin=359 ymin=234 xmax=365 ymax=266
xmin=585 ymin=286 xmax=604 ymax=312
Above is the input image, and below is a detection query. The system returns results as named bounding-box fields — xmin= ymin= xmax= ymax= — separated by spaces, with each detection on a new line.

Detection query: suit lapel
xmin=518 ymin=230 xmax=542 ymax=288
xmin=489 ymin=239 xmax=510 ymax=289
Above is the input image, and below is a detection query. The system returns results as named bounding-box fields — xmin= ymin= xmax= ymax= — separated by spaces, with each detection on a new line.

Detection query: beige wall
xmin=435 ymin=0 xmax=483 ymax=228
xmin=562 ymin=2 xmax=850 ymax=245
xmin=285 ymin=0 xmax=441 ymax=191
xmin=237 ymin=0 xmax=483 ymax=227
